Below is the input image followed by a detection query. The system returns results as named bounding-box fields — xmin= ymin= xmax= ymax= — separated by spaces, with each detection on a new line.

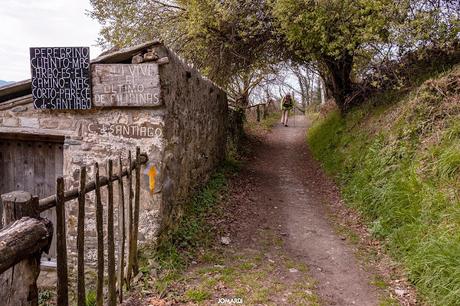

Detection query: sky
xmin=0 ymin=0 xmax=103 ymax=81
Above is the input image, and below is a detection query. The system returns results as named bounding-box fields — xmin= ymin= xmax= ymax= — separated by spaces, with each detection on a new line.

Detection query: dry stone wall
xmin=153 ymin=45 xmax=228 ymax=233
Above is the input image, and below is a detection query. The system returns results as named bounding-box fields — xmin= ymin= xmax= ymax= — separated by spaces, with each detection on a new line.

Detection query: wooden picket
xmin=117 ymin=156 xmax=126 ymax=303
xmin=23 ymin=147 xmax=148 ymax=305
xmin=77 ymin=166 xmax=86 ymax=306
xmin=94 ymin=162 xmax=104 ymax=306
xmin=107 ymin=160 xmax=116 ymax=306
xmin=126 ymin=150 xmax=134 ymax=288
xmin=55 ymin=177 xmax=68 ymax=306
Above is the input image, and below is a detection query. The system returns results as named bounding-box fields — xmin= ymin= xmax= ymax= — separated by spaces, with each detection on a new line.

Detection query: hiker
xmin=280 ymin=94 xmax=295 ymax=127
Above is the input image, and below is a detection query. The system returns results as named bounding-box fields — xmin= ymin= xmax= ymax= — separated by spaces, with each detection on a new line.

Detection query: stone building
xmin=0 ymin=41 xmax=228 ymax=265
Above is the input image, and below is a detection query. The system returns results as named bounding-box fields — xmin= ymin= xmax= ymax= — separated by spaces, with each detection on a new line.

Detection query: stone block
xmin=58 ymin=119 xmax=74 ymax=130
xmin=132 ymin=54 xmax=144 ymax=64
xmin=144 ymin=51 xmax=159 ymax=62
xmin=40 ymin=118 xmax=59 ymax=129
xmin=19 ymin=117 xmax=39 ymax=128
xmin=80 ymin=143 xmax=91 ymax=151
xmin=11 ymin=105 xmax=27 ymax=113
xmin=65 ymin=139 xmax=81 ymax=146
xmin=2 ymin=117 xmax=19 ymax=127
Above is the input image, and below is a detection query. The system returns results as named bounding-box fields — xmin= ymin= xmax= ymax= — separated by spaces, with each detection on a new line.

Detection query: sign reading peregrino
xmin=30 ymin=47 xmax=91 ymax=110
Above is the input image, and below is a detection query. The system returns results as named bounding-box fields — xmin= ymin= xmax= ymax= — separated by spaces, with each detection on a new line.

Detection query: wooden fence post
xmin=107 ymin=160 xmax=116 ymax=306
xmin=132 ymin=147 xmax=141 ymax=275
xmin=126 ymin=151 xmax=134 ymax=287
xmin=94 ymin=163 xmax=104 ymax=306
xmin=77 ymin=167 xmax=87 ymax=306
xmin=56 ymin=177 xmax=69 ymax=306
xmin=117 ymin=156 xmax=126 ymax=303
xmin=0 ymin=191 xmax=44 ymax=306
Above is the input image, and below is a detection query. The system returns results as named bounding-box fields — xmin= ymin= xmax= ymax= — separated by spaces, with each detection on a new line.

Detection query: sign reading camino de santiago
xmin=30 ymin=47 xmax=91 ymax=110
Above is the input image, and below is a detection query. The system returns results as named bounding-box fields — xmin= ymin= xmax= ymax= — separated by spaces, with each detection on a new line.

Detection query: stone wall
xmin=0 ymin=97 xmax=165 ymax=264
xmin=153 ymin=45 xmax=228 ymax=233
xmin=0 ymin=42 xmax=229 ymax=265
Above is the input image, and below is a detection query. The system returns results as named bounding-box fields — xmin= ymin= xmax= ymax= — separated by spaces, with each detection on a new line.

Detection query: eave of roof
xmin=0 ymin=40 xmax=162 ymax=103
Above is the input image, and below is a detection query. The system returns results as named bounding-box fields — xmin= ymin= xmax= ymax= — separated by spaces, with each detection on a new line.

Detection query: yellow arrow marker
xmin=148 ymin=165 xmax=157 ymax=192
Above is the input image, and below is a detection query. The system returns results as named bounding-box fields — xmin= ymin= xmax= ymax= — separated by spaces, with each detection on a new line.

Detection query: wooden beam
xmin=0 ymin=132 xmax=65 ymax=143
xmin=0 ymin=80 xmax=31 ymax=103
xmin=126 ymin=151 xmax=134 ymax=288
xmin=0 ymin=191 xmax=47 ymax=306
xmin=38 ymin=154 xmax=148 ymax=212
xmin=0 ymin=217 xmax=53 ymax=274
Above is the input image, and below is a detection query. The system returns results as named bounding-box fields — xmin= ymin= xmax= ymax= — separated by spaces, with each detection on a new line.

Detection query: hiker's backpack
xmin=283 ymin=97 xmax=292 ymax=108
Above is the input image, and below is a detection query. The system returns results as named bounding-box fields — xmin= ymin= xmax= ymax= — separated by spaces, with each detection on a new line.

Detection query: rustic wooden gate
xmin=0 ymin=134 xmax=63 ymax=261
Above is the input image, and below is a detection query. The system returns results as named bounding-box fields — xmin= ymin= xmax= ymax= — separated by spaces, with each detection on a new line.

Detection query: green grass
xmin=261 ymin=112 xmax=282 ymax=130
xmin=182 ymin=250 xmax=318 ymax=305
xmin=307 ymin=65 xmax=460 ymax=305
xmin=138 ymin=159 xmax=240 ymax=296
xmin=85 ymin=291 xmax=97 ymax=306
xmin=184 ymin=289 xmax=212 ymax=302
xmin=245 ymin=111 xmax=281 ymax=132
xmin=38 ymin=290 xmax=54 ymax=306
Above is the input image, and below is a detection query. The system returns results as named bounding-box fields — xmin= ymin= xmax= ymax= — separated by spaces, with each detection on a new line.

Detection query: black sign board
xmin=30 ymin=47 xmax=91 ymax=109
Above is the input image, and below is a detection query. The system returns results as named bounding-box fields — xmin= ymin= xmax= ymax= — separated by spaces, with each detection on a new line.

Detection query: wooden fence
xmin=246 ymin=103 xmax=268 ymax=122
xmin=0 ymin=146 xmax=147 ymax=306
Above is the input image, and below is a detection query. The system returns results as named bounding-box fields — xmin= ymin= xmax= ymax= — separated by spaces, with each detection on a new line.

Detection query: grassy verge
xmin=136 ymin=159 xmax=240 ymax=298
xmin=245 ymin=111 xmax=281 ymax=132
xmin=176 ymin=229 xmax=319 ymax=305
xmin=307 ymin=66 xmax=460 ymax=305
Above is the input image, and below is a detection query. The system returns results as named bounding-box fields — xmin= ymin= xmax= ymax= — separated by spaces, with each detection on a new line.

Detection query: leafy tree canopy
xmin=89 ymin=0 xmax=459 ymax=111
xmin=90 ymin=0 xmax=281 ymax=102
xmin=273 ymin=0 xmax=459 ymax=110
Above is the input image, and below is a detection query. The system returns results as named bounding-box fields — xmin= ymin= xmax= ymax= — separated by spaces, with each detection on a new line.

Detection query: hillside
xmin=307 ymin=65 xmax=460 ymax=305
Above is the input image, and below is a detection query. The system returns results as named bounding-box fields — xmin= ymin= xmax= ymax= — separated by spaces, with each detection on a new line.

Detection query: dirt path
xmin=147 ymin=115 xmax=390 ymax=306
xmin=245 ymin=115 xmax=380 ymax=305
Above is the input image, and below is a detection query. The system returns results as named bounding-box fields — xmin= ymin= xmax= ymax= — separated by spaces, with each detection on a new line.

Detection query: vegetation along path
xmin=145 ymin=115 xmax=412 ymax=306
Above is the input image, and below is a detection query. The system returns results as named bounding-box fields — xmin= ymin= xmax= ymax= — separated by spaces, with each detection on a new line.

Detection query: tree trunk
xmin=322 ymin=53 xmax=354 ymax=112
xmin=235 ymin=92 xmax=249 ymax=109
xmin=320 ymin=77 xmax=326 ymax=105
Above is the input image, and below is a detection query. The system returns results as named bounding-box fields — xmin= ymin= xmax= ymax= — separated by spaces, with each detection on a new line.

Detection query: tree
xmin=273 ymin=0 xmax=460 ymax=112
xmin=89 ymin=0 xmax=282 ymax=107
xmin=90 ymin=0 xmax=459 ymax=111
xmin=273 ymin=0 xmax=395 ymax=111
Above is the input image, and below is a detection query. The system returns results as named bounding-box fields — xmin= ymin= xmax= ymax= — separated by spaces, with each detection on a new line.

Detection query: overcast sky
xmin=0 ymin=0 xmax=103 ymax=81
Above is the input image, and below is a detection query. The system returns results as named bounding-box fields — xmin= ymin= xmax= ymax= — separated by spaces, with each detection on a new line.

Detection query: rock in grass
xmin=220 ymin=236 xmax=231 ymax=245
